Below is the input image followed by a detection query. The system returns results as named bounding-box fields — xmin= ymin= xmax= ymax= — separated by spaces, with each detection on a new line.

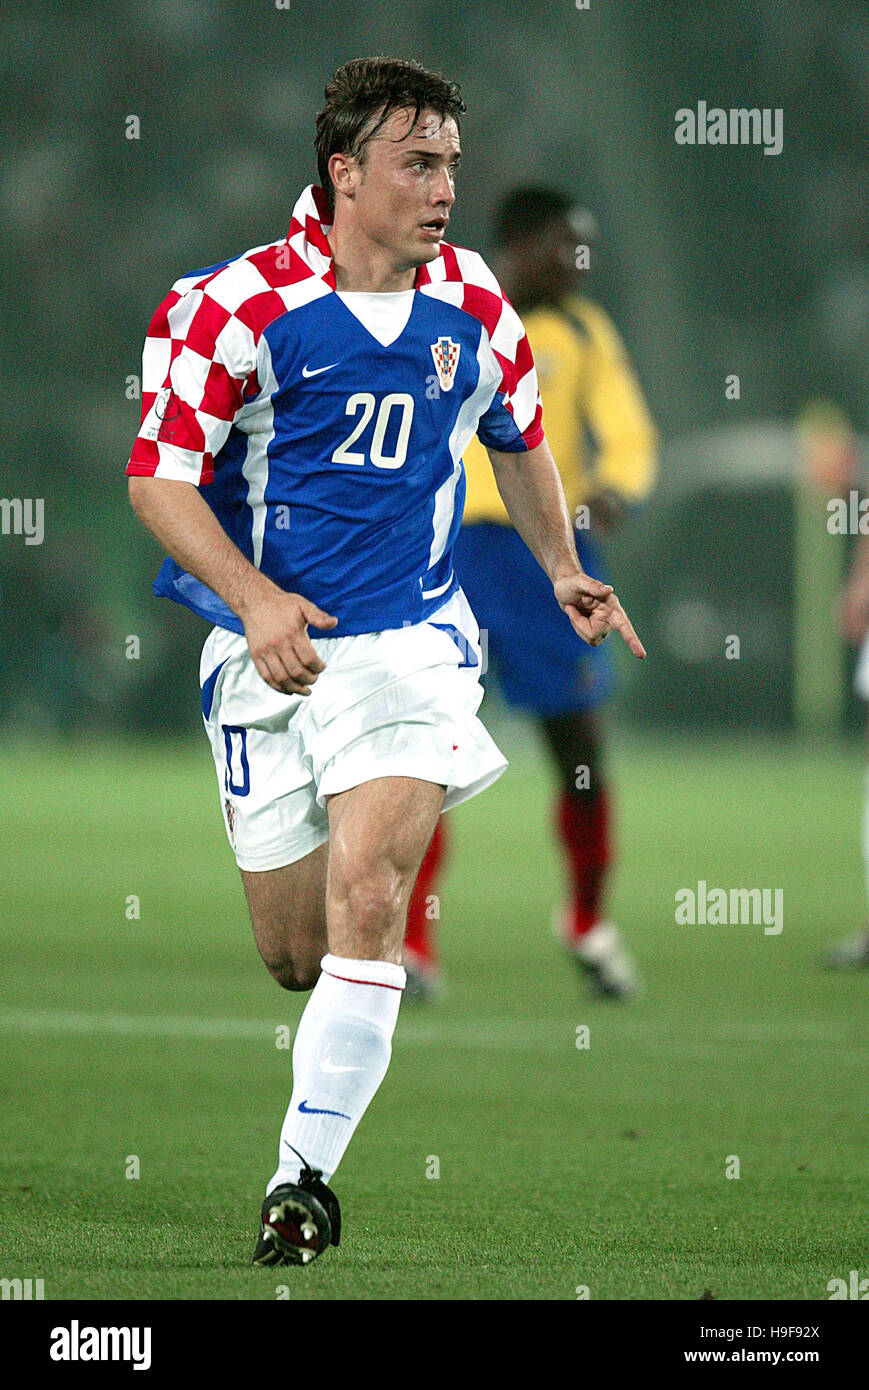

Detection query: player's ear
xmin=328 ymin=151 xmax=358 ymax=204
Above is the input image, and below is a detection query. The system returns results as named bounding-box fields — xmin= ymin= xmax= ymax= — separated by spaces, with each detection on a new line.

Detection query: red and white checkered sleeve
xmin=449 ymin=246 xmax=544 ymax=452
xmin=486 ymin=303 xmax=544 ymax=450
xmin=126 ymin=269 xmax=260 ymax=484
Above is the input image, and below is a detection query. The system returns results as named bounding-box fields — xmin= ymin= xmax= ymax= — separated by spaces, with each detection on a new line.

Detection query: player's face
xmin=353 ymin=107 xmax=461 ymax=269
xmin=522 ymin=208 xmax=595 ymax=301
xmin=533 ymin=214 xmax=587 ymax=299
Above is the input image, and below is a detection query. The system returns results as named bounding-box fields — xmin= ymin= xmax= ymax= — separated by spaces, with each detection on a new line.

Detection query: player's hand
xmin=554 ymin=571 xmax=646 ymax=659
xmin=242 ymin=589 xmax=338 ymax=695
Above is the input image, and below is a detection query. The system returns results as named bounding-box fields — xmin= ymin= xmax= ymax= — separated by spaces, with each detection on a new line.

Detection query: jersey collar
xmin=287 ymin=184 xmax=443 ymax=291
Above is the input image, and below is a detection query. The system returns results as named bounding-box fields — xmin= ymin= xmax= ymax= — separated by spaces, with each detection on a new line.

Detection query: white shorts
xmin=856 ymin=636 xmax=869 ymax=701
xmin=199 ymin=588 xmax=507 ymax=871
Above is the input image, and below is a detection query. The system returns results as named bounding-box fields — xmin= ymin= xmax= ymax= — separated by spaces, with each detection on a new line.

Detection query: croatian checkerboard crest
xmin=429 ymin=336 xmax=460 ymax=392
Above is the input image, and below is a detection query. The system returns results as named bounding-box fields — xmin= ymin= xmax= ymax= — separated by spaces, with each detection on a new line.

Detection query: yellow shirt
xmin=462 ymin=294 xmax=658 ymax=523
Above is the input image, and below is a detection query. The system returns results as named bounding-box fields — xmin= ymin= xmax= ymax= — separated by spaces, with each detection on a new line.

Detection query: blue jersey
xmin=128 ymin=184 xmax=544 ymax=636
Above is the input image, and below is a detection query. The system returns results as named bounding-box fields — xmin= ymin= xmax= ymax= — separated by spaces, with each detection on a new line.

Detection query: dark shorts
xmin=452 ymin=521 xmax=614 ymax=717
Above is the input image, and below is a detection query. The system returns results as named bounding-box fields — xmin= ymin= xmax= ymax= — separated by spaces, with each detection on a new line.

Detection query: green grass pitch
xmin=0 ymin=725 xmax=866 ymax=1300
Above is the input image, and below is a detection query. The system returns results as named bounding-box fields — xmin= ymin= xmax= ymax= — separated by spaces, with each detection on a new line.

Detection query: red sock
xmin=404 ymin=819 xmax=447 ymax=964
xmin=556 ymin=787 xmax=613 ymax=938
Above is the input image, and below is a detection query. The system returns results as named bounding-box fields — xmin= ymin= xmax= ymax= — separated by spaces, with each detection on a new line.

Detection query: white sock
xmin=267 ymin=953 xmax=405 ymax=1193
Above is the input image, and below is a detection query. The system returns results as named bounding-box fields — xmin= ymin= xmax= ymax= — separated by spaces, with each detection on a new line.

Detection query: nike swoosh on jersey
xmin=301 ymin=361 xmax=338 ymax=377
xmin=298 ymin=1098 xmax=352 ymax=1119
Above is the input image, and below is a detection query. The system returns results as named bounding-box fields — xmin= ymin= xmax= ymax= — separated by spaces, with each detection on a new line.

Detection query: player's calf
xmin=241 ymin=847 xmax=329 ymax=990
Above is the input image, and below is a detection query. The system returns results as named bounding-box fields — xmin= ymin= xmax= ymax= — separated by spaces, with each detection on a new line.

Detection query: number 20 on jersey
xmin=331 ymin=393 xmax=414 ymax=470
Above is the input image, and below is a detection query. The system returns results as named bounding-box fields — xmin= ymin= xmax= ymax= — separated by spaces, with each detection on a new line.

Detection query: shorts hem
xmin=233 ymin=827 xmax=329 ymax=873
xmin=317 ymin=753 xmax=508 ymax=807
xmin=442 ymin=761 xmax=507 ymax=811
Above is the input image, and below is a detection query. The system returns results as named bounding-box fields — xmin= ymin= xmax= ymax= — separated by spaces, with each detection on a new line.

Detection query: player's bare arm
xmin=127 ymin=475 xmax=337 ymax=694
xmin=486 ymin=438 xmax=646 ymax=658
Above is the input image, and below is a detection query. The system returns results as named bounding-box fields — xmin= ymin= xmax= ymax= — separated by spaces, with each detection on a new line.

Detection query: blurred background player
xmin=824 ymin=525 xmax=869 ymax=969
xmin=404 ymin=187 xmax=658 ymax=999
xmin=795 ymin=398 xmax=869 ymax=972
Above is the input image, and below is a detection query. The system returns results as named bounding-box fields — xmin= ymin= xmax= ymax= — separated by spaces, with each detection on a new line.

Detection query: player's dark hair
xmin=315 ymin=57 xmax=465 ymax=213
xmin=493 ymin=187 xmax=574 ymax=248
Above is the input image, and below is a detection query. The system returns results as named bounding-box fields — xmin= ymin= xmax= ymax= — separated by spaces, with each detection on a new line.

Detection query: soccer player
xmin=126 ymin=58 xmax=646 ymax=1267
xmin=823 ymin=528 xmax=869 ymax=969
xmin=405 ymin=189 xmax=658 ymax=1000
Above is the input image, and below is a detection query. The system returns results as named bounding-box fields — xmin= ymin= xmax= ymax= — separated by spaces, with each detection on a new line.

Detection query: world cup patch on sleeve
xmin=430 ymin=336 xmax=460 ymax=392
xmin=142 ymin=386 xmax=182 ymax=442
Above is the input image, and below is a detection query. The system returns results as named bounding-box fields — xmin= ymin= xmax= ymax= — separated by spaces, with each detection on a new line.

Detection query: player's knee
xmin=259 ymin=945 xmax=322 ymax=992
xmin=330 ymin=865 xmax=406 ymax=938
xmin=543 ymin=711 xmax=603 ymax=796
